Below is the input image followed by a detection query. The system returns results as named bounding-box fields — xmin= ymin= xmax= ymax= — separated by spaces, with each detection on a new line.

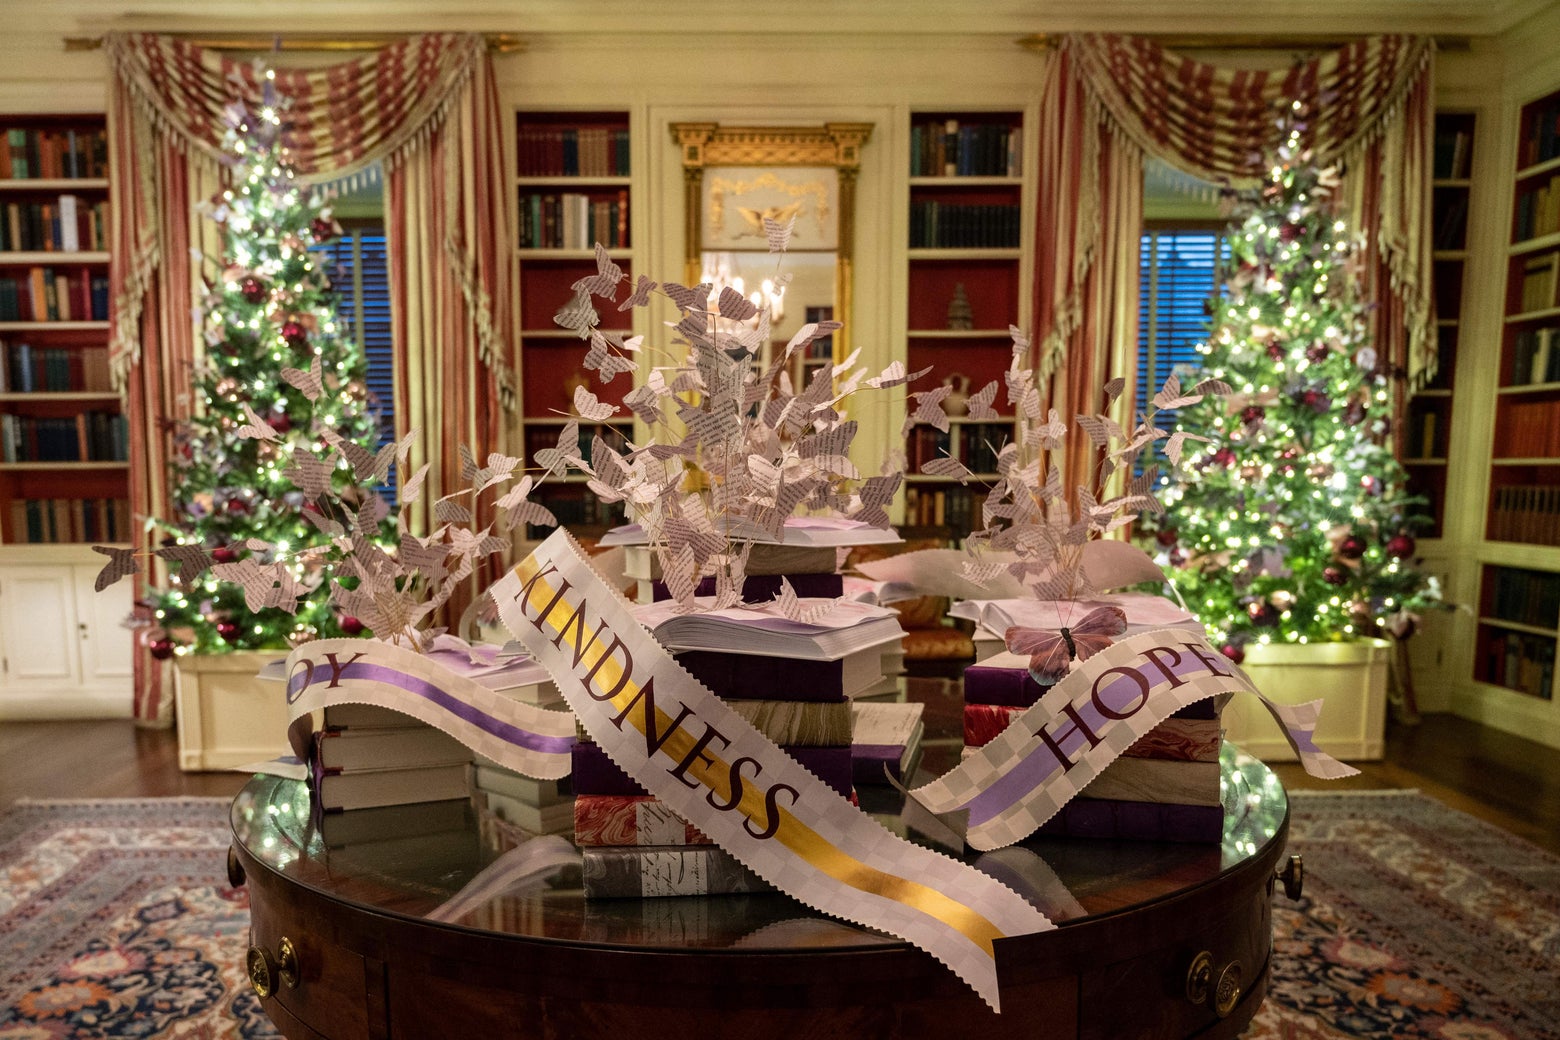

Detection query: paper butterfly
xmin=1004 ymin=605 xmax=1127 ymax=686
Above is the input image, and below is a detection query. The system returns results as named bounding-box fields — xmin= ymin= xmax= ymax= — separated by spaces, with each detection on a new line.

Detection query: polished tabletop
xmin=231 ymin=744 xmax=1288 ymax=954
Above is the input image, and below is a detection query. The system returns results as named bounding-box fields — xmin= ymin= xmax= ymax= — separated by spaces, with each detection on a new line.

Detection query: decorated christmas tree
xmin=1153 ymin=103 xmax=1438 ymax=661
xmin=148 ymin=79 xmax=384 ymax=657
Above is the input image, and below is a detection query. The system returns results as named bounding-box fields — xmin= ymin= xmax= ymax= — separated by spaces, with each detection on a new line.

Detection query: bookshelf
xmin=513 ymin=109 xmax=634 ymax=535
xmin=0 ymin=114 xmax=131 ymax=719
xmin=1407 ymin=112 xmax=1477 ymax=540
xmin=0 ymin=114 xmax=127 ymax=547
xmin=903 ymin=110 xmax=1028 ymax=539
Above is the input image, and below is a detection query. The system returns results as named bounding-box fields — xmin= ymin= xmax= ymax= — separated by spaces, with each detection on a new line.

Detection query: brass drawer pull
xmin=1276 ymin=854 xmax=1304 ymax=900
xmin=1186 ymin=950 xmax=1243 ymax=1018
xmin=246 ymin=936 xmax=300 ymax=998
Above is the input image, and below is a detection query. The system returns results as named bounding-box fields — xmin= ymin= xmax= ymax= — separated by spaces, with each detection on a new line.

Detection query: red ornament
xmin=1154 ymin=527 xmax=1179 ymax=547
xmin=240 ymin=276 xmax=267 ymax=304
xmin=270 ymin=411 xmax=293 ymax=434
xmin=340 ymin=616 xmax=366 ymax=636
xmin=1305 ymin=343 xmax=1330 ymax=363
xmin=1338 ymin=536 xmax=1367 ymax=560
xmin=1278 ymin=221 xmax=1302 ymax=242
xmin=215 ymin=621 xmax=241 ymax=643
xmin=281 ymin=320 xmax=308 ymax=347
xmin=1219 ymin=643 xmax=1246 ymax=666
xmin=1322 ymin=565 xmax=1348 ymax=586
xmin=226 ymin=497 xmax=249 ymax=515
xmin=149 ymin=637 xmax=176 ymax=660
xmin=310 ymin=216 xmax=337 ymax=241
xmin=212 ymin=546 xmax=238 ymax=564
xmin=1386 ymin=534 xmax=1417 ymax=559
xmin=1210 ymin=446 xmax=1237 ymax=469
xmin=1240 ymin=405 xmax=1265 ymax=425
xmin=1267 ymin=341 xmax=1286 ymax=362
xmin=1247 ymin=601 xmax=1280 ymax=628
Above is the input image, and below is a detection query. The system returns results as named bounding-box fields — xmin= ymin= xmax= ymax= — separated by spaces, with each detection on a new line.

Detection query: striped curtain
xmin=105 ymin=32 xmax=516 ymax=722
xmin=1034 ymin=33 xmax=1436 ymax=490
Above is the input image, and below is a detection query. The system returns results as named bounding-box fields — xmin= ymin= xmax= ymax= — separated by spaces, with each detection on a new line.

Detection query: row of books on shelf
xmin=1482 ymin=629 xmax=1555 ymax=700
xmin=1404 ymin=406 xmax=1445 ymax=459
xmin=0 ymin=341 xmax=112 ymax=393
xmin=2 ymin=196 xmax=108 ymax=254
xmin=1495 ymin=398 xmax=1560 ymax=457
xmin=1433 ymin=193 xmax=1469 ymax=250
xmin=908 ymin=201 xmax=1021 ymax=249
xmin=0 ymin=266 xmax=110 ymax=323
xmin=1518 ymin=253 xmax=1560 ymax=314
xmin=0 ymin=127 xmax=107 ymax=181
xmin=9 ymin=497 xmax=130 ymax=545
xmin=906 ymin=420 xmax=1009 ymax=474
xmin=1488 ymin=485 xmax=1560 ymax=547
xmin=529 ymin=487 xmax=622 ymax=535
xmin=903 ymin=483 xmax=986 ymax=533
xmin=1518 ymin=98 xmax=1560 ymax=170
xmin=516 ymin=126 xmax=630 ymax=178
xmin=1485 ymin=566 xmax=1560 ymax=629
xmin=0 ymin=411 xmax=128 ymax=463
xmin=1514 ymin=175 xmax=1560 ymax=243
xmin=523 ymin=421 xmax=630 ymax=468
xmin=1509 ymin=325 xmax=1560 ymax=385
xmin=908 ymin=120 xmax=1021 ymax=178
xmin=517 ymin=191 xmax=629 ymax=251
xmin=1433 ymin=125 xmax=1473 ymax=180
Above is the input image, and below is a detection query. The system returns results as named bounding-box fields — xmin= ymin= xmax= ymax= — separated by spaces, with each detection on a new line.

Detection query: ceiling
xmin=16 ymin=0 xmax=1558 ymax=42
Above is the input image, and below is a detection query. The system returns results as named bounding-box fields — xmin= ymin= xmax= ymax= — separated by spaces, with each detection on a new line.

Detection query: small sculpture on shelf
xmin=946 ymin=283 xmax=974 ymax=330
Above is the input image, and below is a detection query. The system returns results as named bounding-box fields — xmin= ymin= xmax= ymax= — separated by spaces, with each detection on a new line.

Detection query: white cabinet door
xmin=0 ymin=565 xmax=82 ymax=688
xmin=72 ymin=566 xmax=133 ymax=683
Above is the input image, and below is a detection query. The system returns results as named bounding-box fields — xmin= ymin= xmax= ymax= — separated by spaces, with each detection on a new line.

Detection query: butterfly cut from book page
xmin=1004 ymin=605 xmax=1127 ymax=686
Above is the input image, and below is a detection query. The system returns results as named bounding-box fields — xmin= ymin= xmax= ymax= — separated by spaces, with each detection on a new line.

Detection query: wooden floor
xmin=1 ymin=713 xmax=1556 ymax=855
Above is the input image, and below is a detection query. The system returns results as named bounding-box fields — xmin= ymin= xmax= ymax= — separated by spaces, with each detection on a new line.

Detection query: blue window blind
xmin=313 ymin=228 xmax=396 ymax=503
xmin=1136 ymin=230 xmax=1226 ymax=423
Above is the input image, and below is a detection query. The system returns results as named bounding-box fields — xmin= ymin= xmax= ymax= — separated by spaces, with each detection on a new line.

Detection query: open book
xmin=632 ymin=598 xmax=904 ymax=661
xmin=598 ymin=516 xmax=903 ymax=548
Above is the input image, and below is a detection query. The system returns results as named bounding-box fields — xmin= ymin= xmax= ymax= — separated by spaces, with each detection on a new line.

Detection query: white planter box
xmin=1222 ymin=639 xmax=1390 ymax=762
xmin=173 ymin=649 xmax=291 ymax=771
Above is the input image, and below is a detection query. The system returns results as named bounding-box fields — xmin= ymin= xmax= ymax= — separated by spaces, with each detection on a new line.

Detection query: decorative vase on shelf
xmin=943 ymin=372 xmax=971 ymax=417
xmin=946 ymin=283 xmax=974 ymax=330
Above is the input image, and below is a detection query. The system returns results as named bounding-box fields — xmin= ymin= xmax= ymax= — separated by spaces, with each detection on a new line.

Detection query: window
xmin=314 ymin=227 xmax=396 ymax=502
xmin=1137 ymin=229 xmax=1226 ymax=422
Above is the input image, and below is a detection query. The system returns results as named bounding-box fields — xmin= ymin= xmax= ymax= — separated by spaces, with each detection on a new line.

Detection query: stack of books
xmin=963 ymin=641 xmax=1226 ymax=844
xmin=468 ymin=756 xmax=575 ymax=839
xmin=307 ymin=638 xmax=567 ymax=816
xmin=573 ymin=532 xmax=907 ymax=898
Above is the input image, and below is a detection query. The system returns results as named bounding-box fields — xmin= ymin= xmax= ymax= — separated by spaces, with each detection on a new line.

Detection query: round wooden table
xmin=229 ymin=750 xmax=1292 ymax=1040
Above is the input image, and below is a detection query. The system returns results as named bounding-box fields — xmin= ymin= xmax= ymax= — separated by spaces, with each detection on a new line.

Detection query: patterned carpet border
xmin=2 ymin=792 xmax=1558 ymax=1039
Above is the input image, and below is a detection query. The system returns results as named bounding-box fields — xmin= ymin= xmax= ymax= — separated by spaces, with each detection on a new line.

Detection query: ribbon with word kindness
xmin=282 ymin=639 xmax=576 ymax=779
xmin=908 ymin=633 xmax=1359 ymax=850
xmin=490 ymin=528 xmax=1053 ymax=1013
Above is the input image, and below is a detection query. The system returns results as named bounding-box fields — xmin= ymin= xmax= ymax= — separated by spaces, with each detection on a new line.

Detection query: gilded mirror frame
xmin=670 ymin=122 xmax=872 ymax=360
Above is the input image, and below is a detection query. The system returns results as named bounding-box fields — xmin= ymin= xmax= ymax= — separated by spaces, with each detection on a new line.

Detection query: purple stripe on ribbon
xmin=960 ymin=645 xmax=1225 ymax=826
xmin=291 ymin=661 xmax=575 ymax=755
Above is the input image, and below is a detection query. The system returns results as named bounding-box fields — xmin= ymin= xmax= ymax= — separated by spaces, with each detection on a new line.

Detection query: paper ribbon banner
xmin=907 ymin=631 xmax=1359 ymax=850
xmin=282 ymin=638 xmax=576 ymax=780
xmin=490 ymin=528 xmax=1053 ymax=1013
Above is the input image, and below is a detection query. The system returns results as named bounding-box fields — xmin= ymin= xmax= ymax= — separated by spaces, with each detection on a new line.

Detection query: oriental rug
xmin=0 ymin=792 xmax=1556 ymax=1039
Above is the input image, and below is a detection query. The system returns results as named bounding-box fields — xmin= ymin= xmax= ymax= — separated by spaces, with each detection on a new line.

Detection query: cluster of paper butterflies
xmin=914 ymin=334 xmax=1230 ymax=682
xmin=551 ymin=223 xmax=930 ymax=614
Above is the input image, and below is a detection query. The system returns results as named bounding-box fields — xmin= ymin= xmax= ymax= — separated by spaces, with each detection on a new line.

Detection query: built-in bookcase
xmin=0 ymin=113 xmax=128 ymax=546
xmin=513 ymin=109 xmax=635 ymax=536
xmin=902 ymin=109 xmax=1029 ymax=538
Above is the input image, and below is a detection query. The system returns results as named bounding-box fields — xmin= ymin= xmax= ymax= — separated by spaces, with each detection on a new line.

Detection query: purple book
xmin=572 ymin=739 xmax=854 ymax=798
xmin=674 ymin=650 xmax=855 ymax=702
xmin=963 ymin=661 xmax=1222 ymax=719
xmin=1034 ymin=796 xmax=1224 ymax=843
xmin=649 ymin=572 xmax=844 ymax=603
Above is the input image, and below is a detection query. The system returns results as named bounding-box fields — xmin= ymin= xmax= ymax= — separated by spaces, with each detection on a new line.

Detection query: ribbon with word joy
xmin=907 ymin=632 xmax=1359 ymax=850
xmin=281 ymin=639 xmax=576 ymax=780
xmin=490 ymin=528 xmax=1052 ymax=1012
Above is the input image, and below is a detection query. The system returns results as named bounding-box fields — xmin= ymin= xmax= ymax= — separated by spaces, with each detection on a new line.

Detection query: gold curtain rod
xmin=64 ymin=33 xmax=525 ymax=54
xmin=1017 ymin=33 xmax=1469 ymax=52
